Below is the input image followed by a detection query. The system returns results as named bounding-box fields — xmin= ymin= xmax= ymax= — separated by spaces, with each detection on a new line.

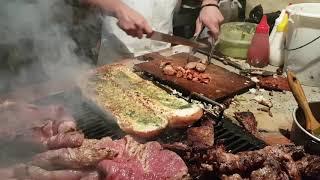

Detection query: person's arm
xmin=195 ymin=0 xmax=224 ymax=40
xmin=85 ymin=0 xmax=152 ymax=39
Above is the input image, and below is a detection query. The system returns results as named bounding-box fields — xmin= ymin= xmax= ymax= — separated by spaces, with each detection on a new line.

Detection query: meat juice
xmin=247 ymin=15 xmax=270 ymax=68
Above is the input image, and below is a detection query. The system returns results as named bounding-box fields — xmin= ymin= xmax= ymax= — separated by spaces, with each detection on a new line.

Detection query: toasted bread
xmin=87 ymin=64 xmax=203 ymax=138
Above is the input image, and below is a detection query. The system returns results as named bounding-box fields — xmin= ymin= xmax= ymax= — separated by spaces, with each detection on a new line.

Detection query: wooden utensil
xmin=287 ymin=71 xmax=320 ymax=134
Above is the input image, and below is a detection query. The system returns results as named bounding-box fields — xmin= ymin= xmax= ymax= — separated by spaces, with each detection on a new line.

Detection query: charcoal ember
xmin=187 ymin=126 xmax=214 ymax=149
xmin=98 ymin=136 xmax=188 ymax=180
xmin=234 ymin=112 xmax=258 ymax=136
xmin=46 ymin=131 xmax=84 ymax=150
xmin=31 ymin=137 xmax=119 ymax=170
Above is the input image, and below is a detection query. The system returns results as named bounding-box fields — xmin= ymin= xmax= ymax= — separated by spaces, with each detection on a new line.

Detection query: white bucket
xmin=284 ymin=3 xmax=320 ymax=87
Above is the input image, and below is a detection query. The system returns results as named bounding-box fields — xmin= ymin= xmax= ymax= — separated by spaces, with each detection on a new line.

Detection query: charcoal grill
xmin=33 ymin=88 xmax=265 ymax=153
xmin=30 ymin=89 xmax=267 ymax=180
xmin=33 ymin=89 xmax=125 ymax=140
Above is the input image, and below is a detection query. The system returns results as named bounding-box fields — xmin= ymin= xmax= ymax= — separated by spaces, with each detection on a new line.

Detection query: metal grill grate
xmin=33 ymin=89 xmax=125 ymax=140
xmin=214 ymin=118 xmax=266 ymax=153
xmin=33 ymin=89 xmax=265 ymax=152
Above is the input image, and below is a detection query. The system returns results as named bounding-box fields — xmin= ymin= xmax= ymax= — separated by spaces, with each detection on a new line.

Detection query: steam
xmin=0 ymin=0 xmax=95 ymax=91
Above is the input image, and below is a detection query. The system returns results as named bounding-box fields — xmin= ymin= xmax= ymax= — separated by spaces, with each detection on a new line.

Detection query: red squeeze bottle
xmin=247 ymin=15 xmax=270 ymax=68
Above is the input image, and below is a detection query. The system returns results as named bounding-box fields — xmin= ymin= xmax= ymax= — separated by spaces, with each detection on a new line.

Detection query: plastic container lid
xmin=286 ymin=3 xmax=320 ymax=18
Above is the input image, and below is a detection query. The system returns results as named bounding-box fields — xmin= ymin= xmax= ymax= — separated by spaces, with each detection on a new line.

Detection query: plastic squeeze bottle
xmin=247 ymin=15 xmax=270 ymax=68
xmin=269 ymin=13 xmax=289 ymax=67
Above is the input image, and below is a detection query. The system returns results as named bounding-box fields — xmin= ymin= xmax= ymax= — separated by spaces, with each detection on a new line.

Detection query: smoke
xmin=0 ymin=0 xmax=96 ymax=92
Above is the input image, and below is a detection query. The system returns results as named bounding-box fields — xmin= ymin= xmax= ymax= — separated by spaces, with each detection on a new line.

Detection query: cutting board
xmin=134 ymin=53 xmax=255 ymax=101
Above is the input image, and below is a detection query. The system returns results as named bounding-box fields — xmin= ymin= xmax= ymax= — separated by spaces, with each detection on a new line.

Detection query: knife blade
xmin=150 ymin=31 xmax=209 ymax=49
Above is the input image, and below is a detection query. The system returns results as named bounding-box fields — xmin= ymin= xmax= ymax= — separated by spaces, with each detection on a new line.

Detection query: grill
xmin=214 ymin=117 xmax=266 ymax=153
xmin=33 ymin=89 xmax=266 ymax=153
xmin=33 ymin=89 xmax=125 ymax=140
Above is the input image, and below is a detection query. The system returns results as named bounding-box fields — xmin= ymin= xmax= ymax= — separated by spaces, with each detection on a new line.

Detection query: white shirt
xmin=98 ymin=0 xmax=179 ymax=65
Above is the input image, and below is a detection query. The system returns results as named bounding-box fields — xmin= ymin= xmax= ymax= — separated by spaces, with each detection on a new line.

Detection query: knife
xmin=149 ymin=31 xmax=209 ymax=49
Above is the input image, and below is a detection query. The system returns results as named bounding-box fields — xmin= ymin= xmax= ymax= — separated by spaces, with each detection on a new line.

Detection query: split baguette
xmin=87 ymin=64 xmax=203 ymax=138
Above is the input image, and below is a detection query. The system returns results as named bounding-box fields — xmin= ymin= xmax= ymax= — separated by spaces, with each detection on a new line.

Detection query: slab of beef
xmin=257 ymin=76 xmax=290 ymax=91
xmin=234 ymin=112 xmax=258 ymax=137
xmin=98 ymin=136 xmax=189 ymax=180
xmin=31 ymin=137 xmax=118 ymax=170
xmin=0 ymin=102 xmax=78 ymax=148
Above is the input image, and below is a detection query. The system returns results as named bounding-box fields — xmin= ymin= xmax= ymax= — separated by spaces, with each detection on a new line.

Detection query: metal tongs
xmin=187 ymin=27 xmax=217 ymax=65
xmin=187 ymin=26 xmax=205 ymax=62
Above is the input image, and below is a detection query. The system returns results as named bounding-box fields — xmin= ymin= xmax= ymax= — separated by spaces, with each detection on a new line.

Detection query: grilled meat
xmin=250 ymin=158 xmax=290 ymax=180
xmin=257 ymin=76 xmax=291 ymax=92
xmin=234 ymin=112 xmax=258 ymax=137
xmin=166 ymin=141 xmax=318 ymax=180
xmin=296 ymin=155 xmax=320 ymax=178
xmin=31 ymin=137 xmax=118 ymax=169
xmin=221 ymin=174 xmax=244 ymax=180
xmin=98 ymin=136 xmax=188 ymax=180
xmin=159 ymin=61 xmax=211 ymax=84
xmin=0 ymin=102 xmax=78 ymax=150
xmin=187 ymin=124 xmax=214 ymax=149
xmin=46 ymin=131 xmax=84 ymax=150
xmin=195 ymin=63 xmax=207 ymax=72
xmin=14 ymin=164 xmax=91 ymax=180
xmin=163 ymin=64 xmax=176 ymax=76
xmin=185 ymin=62 xmax=198 ymax=70
xmin=0 ymin=102 xmax=76 ymax=139
xmin=79 ymin=171 xmax=100 ymax=180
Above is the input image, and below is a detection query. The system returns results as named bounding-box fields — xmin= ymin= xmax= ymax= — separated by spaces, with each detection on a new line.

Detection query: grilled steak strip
xmin=234 ymin=112 xmax=258 ymax=137
xmin=46 ymin=131 xmax=84 ymax=150
xmin=13 ymin=164 xmax=96 ymax=180
xmin=187 ymin=120 xmax=214 ymax=149
xmin=31 ymin=138 xmax=118 ymax=170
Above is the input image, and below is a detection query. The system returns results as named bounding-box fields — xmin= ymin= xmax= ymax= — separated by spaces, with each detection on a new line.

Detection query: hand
xmin=195 ymin=0 xmax=224 ymax=40
xmin=86 ymin=0 xmax=153 ymax=39
xmin=114 ymin=3 xmax=153 ymax=39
